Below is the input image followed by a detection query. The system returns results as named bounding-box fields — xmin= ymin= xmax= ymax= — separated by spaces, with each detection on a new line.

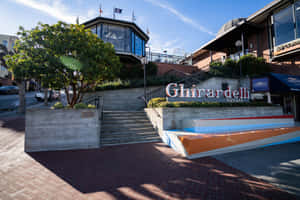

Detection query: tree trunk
xmin=44 ymin=88 xmax=48 ymax=106
xmin=17 ymin=81 xmax=26 ymax=114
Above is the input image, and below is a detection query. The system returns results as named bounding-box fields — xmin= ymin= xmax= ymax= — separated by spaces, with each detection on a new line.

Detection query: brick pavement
xmin=0 ymin=117 xmax=299 ymax=200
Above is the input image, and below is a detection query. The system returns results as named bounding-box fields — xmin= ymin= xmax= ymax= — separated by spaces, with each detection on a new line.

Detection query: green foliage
xmin=5 ymin=21 xmax=121 ymax=107
xmin=74 ymin=103 xmax=89 ymax=109
xmin=88 ymin=104 xmax=96 ymax=109
xmin=237 ymin=54 xmax=270 ymax=76
xmin=147 ymin=97 xmax=166 ymax=108
xmin=148 ymin=99 xmax=273 ymax=108
xmin=94 ymin=76 xmax=180 ymax=91
xmin=52 ymin=102 xmax=64 ymax=109
xmin=146 ymin=62 xmax=158 ymax=76
xmin=51 ymin=102 xmax=95 ymax=109
xmin=210 ymin=61 xmax=222 ymax=67
xmin=209 ymin=55 xmax=270 ymax=77
xmin=118 ymin=62 xmax=158 ymax=80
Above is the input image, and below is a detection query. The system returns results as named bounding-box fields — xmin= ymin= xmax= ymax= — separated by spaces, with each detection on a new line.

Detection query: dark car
xmin=0 ymin=86 xmax=19 ymax=94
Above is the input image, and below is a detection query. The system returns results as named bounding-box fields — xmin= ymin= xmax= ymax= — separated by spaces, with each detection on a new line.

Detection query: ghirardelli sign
xmin=166 ymin=83 xmax=250 ymax=102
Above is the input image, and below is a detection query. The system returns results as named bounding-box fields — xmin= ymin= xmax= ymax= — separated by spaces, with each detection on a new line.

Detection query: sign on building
xmin=166 ymin=83 xmax=250 ymax=102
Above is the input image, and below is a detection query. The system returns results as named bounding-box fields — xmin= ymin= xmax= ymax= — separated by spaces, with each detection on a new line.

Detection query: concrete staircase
xmin=100 ymin=111 xmax=161 ymax=146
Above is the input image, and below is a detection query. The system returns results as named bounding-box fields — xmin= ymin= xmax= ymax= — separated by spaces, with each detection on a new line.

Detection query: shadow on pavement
xmin=214 ymin=142 xmax=300 ymax=197
xmin=0 ymin=117 xmax=25 ymax=132
xmin=28 ymin=142 xmax=298 ymax=200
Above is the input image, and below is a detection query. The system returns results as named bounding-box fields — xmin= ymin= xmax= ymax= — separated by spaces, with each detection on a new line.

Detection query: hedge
xmin=147 ymin=97 xmax=274 ymax=108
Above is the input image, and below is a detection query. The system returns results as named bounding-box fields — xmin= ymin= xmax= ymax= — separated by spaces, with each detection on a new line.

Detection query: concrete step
xmin=100 ymin=110 xmax=160 ymax=146
xmin=101 ymin=136 xmax=161 ymax=146
xmin=102 ymin=127 xmax=155 ymax=134
xmin=103 ymin=115 xmax=148 ymax=120
xmin=101 ymin=131 xmax=158 ymax=138
xmin=102 ymin=119 xmax=152 ymax=125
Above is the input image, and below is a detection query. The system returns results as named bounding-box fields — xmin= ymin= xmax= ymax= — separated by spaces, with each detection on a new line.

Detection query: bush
xmin=146 ymin=62 xmax=158 ymax=76
xmin=237 ymin=55 xmax=270 ymax=76
xmin=52 ymin=102 xmax=64 ymax=109
xmin=88 ymin=104 xmax=96 ymax=109
xmin=147 ymin=98 xmax=273 ymax=108
xmin=147 ymin=97 xmax=166 ymax=108
xmin=94 ymin=76 xmax=181 ymax=91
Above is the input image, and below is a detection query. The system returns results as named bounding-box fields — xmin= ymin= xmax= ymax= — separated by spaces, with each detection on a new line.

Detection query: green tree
xmin=5 ymin=21 xmax=121 ymax=109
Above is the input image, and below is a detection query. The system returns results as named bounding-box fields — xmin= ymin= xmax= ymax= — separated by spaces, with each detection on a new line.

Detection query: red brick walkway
xmin=0 ymin=117 xmax=298 ymax=200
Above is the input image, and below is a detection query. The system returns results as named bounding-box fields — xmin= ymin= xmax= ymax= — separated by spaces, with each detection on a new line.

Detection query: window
xmin=97 ymin=24 xmax=102 ymax=38
xmin=91 ymin=26 xmax=97 ymax=35
xmin=295 ymin=1 xmax=300 ymax=38
xmin=135 ymin=34 xmax=143 ymax=56
xmin=102 ymin=24 xmax=131 ymax=53
xmin=273 ymin=5 xmax=295 ymax=46
xmin=2 ymin=40 xmax=8 ymax=48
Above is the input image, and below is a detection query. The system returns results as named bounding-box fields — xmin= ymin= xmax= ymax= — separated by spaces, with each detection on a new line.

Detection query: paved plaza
xmin=0 ymin=117 xmax=299 ymax=200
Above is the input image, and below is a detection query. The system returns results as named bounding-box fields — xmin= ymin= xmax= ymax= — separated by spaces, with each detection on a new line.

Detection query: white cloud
xmin=144 ymin=0 xmax=215 ymax=36
xmin=11 ymin=0 xmax=77 ymax=23
xmin=149 ymin=33 xmax=186 ymax=55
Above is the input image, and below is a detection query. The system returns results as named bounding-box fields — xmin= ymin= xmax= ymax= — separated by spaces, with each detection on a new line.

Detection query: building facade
xmin=192 ymin=0 xmax=300 ymax=76
xmin=0 ymin=34 xmax=18 ymax=79
xmin=83 ymin=17 xmax=149 ymax=63
xmin=192 ymin=0 xmax=300 ymax=121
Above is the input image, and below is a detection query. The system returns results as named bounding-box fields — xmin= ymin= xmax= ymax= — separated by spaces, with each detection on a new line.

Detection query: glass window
xmin=91 ymin=26 xmax=97 ymax=35
xmin=274 ymin=5 xmax=295 ymax=46
xmin=97 ymin=24 xmax=102 ymax=38
xmin=131 ymin=31 xmax=135 ymax=54
xmin=2 ymin=40 xmax=8 ymax=48
xmin=295 ymin=1 xmax=300 ymax=38
xmin=102 ymin=24 xmax=130 ymax=53
xmin=135 ymin=34 xmax=142 ymax=56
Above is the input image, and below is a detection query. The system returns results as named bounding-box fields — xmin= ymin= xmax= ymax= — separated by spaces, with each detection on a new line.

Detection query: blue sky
xmin=1 ymin=0 xmax=273 ymax=55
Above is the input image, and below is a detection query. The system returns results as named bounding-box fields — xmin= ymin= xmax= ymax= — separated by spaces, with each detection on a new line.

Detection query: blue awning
xmin=270 ymin=73 xmax=300 ymax=92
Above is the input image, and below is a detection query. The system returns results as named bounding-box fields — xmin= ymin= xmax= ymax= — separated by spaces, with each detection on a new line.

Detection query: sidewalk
xmin=0 ymin=117 xmax=298 ymax=200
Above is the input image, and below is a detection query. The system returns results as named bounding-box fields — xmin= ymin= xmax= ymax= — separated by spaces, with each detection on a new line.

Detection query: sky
xmin=0 ymin=0 xmax=273 ymax=55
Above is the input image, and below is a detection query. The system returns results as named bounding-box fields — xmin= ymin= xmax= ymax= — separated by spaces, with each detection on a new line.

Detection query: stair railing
xmin=83 ymin=95 xmax=104 ymax=120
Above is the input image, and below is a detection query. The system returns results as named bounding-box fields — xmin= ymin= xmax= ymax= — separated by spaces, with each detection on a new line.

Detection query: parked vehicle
xmin=35 ymin=90 xmax=59 ymax=102
xmin=0 ymin=86 xmax=19 ymax=94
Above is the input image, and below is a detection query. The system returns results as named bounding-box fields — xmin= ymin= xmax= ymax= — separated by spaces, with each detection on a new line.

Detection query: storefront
xmin=252 ymin=73 xmax=300 ymax=121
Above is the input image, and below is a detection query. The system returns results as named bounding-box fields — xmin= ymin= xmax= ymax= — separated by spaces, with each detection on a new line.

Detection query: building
xmin=83 ymin=16 xmax=149 ymax=64
xmin=191 ymin=0 xmax=300 ymax=121
xmin=0 ymin=34 xmax=18 ymax=79
xmin=192 ymin=0 xmax=300 ymax=75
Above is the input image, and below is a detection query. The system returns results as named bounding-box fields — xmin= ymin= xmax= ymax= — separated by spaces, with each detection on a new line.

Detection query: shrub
xmin=147 ymin=99 xmax=273 ymax=108
xmin=147 ymin=97 xmax=166 ymax=108
xmin=88 ymin=104 xmax=96 ymax=109
xmin=146 ymin=62 xmax=158 ymax=76
xmin=237 ymin=55 xmax=270 ymax=76
xmin=74 ymin=103 xmax=89 ymax=109
xmin=52 ymin=102 xmax=64 ymax=109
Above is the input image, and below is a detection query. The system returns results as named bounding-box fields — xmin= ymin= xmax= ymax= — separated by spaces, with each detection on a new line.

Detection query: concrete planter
xmin=145 ymin=106 xmax=283 ymax=135
xmin=25 ymin=108 xmax=101 ymax=152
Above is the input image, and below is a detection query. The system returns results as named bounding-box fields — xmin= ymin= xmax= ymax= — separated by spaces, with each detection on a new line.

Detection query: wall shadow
xmin=27 ymin=142 xmax=298 ymax=200
xmin=0 ymin=116 xmax=25 ymax=133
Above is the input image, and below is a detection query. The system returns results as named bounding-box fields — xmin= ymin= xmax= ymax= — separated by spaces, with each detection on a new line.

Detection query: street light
xmin=142 ymin=46 xmax=150 ymax=106
xmin=235 ymin=40 xmax=242 ymax=77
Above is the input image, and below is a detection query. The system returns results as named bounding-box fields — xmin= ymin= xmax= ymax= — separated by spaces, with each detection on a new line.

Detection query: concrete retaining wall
xmin=145 ymin=106 xmax=284 ymax=134
xmin=25 ymin=108 xmax=100 ymax=152
xmin=86 ymin=86 xmax=160 ymax=111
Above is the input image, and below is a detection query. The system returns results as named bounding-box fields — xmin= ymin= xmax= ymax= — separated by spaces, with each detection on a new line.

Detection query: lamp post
xmin=142 ymin=46 xmax=150 ymax=106
xmin=235 ymin=40 xmax=243 ymax=77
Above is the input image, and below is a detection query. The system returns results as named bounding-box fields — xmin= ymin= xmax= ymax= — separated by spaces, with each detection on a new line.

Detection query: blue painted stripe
xmin=169 ymin=123 xmax=294 ymax=134
xmin=260 ymin=136 xmax=300 ymax=148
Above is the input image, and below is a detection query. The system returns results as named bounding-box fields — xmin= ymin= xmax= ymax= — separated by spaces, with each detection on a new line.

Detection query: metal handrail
xmin=83 ymin=95 xmax=104 ymax=120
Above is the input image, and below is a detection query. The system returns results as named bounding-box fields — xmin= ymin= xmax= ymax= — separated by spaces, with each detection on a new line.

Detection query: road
xmin=0 ymin=92 xmax=38 ymax=111
xmin=214 ymin=142 xmax=300 ymax=196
